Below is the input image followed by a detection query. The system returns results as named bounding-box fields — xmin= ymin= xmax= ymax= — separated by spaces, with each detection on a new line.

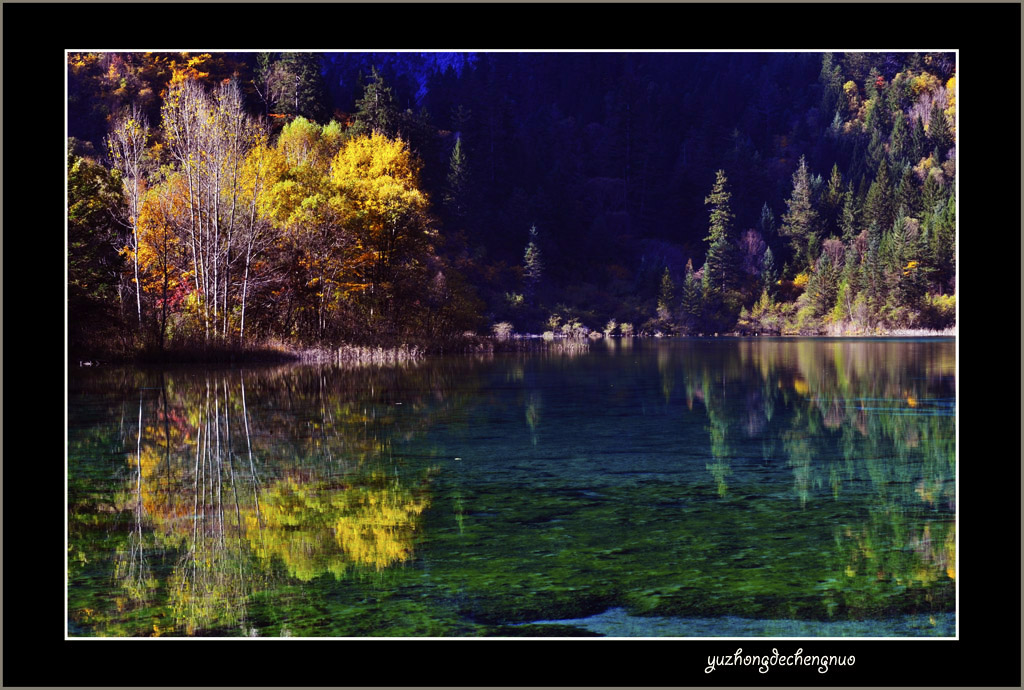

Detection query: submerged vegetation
xmin=68 ymin=52 xmax=956 ymax=361
xmin=68 ymin=339 xmax=954 ymax=637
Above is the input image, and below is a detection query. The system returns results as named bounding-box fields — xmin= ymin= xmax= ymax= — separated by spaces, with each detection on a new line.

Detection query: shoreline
xmin=70 ymin=329 xmax=957 ymax=367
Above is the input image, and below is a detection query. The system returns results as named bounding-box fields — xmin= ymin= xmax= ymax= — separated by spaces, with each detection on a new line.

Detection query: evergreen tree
xmin=758 ymin=202 xmax=775 ymax=236
xmin=276 ymin=53 xmax=328 ymax=122
xmin=819 ymin=53 xmax=843 ymax=117
xmin=840 ymin=183 xmax=859 ymax=241
xmin=864 ymin=158 xmax=894 ymax=237
xmin=841 ymin=241 xmax=862 ymax=298
xmin=253 ymin=52 xmax=276 ymax=116
xmin=700 ymin=260 xmax=722 ymax=332
xmin=910 ymin=116 xmax=927 ymax=162
xmin=444 ymin=136 xmax=469 ymax=224
xmin=890 ymin=211 xmax=926 ymax=312
xmin=523 ymin=224 xmax=543 ymax=303
xmin=889 ymin=110 xmax=908 ymax=165
xmin=862 ymin=222 xmax=885 ymax=313
xmin=703 ymin=169 xmax=737 ymax=293
xmin=895 ymin=164 xmax=920 ymax=218
xmin=884 ymin=210 xmax=910 ymax=278
xmin=822 ymin=163 xmax=844 ymax=237
xmin=760 ymin=246 xmax=777 ymax=297
xmin=866 ymin=127 xmax=885 ymax=169
xmin=931 ymin=190 xmax=956 ymax=292
xmin=351 ymin=67 xmax=399 ymax=138
xmin=658 ymin=267 xmax=676 ymax=325
xmin=780 ymin=155 xmax=819 ymax=270
xmin=921 ymin=170 xmax=945 ymax=216
xmin=809 ymin=252 xmax=840 ymax=316
xmin=681 ymin=258 xmax=702 ymax=331
xmin=928 ymin=100 xmax=952 ymax=159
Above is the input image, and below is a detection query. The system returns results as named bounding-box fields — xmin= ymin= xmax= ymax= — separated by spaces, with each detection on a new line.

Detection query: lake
xmin=67 ymin=337 xmax=956 ymax=637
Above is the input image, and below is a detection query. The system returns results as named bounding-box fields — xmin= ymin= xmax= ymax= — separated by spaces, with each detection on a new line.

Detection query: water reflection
xmin=69 ymin=339 xmax=955 ymax=636
xmin=69 ymin=365 xmax=457 ymax=636
xmin=649 ymin=339 xmax=955 ymax=616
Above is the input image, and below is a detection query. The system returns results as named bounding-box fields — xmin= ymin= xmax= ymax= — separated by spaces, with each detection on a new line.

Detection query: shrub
xmin=492 ymin=321 xmax=514 ymax=339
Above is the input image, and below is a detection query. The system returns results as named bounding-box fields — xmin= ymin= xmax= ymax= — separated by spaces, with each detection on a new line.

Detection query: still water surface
xmin=67 ymin=338 xmax=956 ymax=637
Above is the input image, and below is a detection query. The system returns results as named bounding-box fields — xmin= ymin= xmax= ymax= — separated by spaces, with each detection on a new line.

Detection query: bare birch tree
xmin=107 ymin=105 xmax=150 ymax=327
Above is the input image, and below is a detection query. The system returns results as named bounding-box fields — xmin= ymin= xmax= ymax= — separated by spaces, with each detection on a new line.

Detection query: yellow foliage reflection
xmin=83 ymin=367 xmax=445 ymax=636
xmin=248 ymin=471 xmax=431 ymax=580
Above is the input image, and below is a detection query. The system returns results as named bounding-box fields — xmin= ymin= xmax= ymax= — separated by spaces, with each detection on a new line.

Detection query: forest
xmin=67 ymin=51 xmax=957 ymax=358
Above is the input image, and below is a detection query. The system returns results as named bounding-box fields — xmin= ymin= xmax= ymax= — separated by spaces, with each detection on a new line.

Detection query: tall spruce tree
xmin=896 ymin=165 xmax=920 ymax=218
xmin=444 ymin=136 xmax=470 ymax=225
xmin=681 ymin=259 xmax=702 ymax=331
xmin=780 ymin=155 xmax=819 ymax=271
xmin=761 ymin=246 xmax=777 ymax=297
xmin=758 ymin=202 xmax=776 ymax=239
xmin=523 ymin=224 xmax=543 ymax=303
xmin=703 ymin=169 xmax=737 ymax=293
xmin=928 ymin=100 xmax=952 ymax=159
xmin=889 ymin=110 xmax=908 ymax=165
xmin=864 ymin=158 xmax=895 ymax=238
xmin=658 ymin=267 xmax=677 ymax=327
xmin=840 ymin=183 xmax=859 ymax=241
xmin=910 ymin=116 xmax=927 ymax=162
xmin=809 ymin=253 xmax=840 ymax=316
xmin=822 ymin=163 xmax=844 ymax=237
xmin=351 ymin=67 xmax=399 ymax=138
xmin=276 ymin=53 xmax=328 ymax=122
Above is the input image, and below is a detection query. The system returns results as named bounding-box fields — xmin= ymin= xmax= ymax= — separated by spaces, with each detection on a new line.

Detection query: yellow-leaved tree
xmin=268 ymin=117 xmax=354 ymax=340
xmin=237 ymin=133 xmax=286 ymax=343
xmin=330 ymin=132 xmax=432 ymax=335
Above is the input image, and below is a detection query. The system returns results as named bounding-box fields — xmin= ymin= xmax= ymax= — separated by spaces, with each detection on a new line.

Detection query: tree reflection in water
xmin=72 ymin=364 xmax=453 ymax=636
xmin=69 ymin=340 xmax=955 ymax=636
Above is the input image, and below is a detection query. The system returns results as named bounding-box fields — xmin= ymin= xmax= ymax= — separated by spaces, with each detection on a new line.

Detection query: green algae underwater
xmin=67 ymin=338 xmax=955 ymax=637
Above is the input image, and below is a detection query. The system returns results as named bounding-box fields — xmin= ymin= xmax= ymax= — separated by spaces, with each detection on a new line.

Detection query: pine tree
xmin=867 ymin=127 xmax=885 ymax=169
xmin=681 ymin=259 xmax=702 ymax=331
xmin=885 ymin=210 xmax=910 ymax=278
xmin=864 ymin=158 xmax=894 ymax=238
xmin=351 ymin=67 xmax=398 ymax=138
xmin=780 ymin=156 xmax=819 ymax=270
xmin=921 ymin=171 xmax=945 ymax=218
xmin=758 ymin=202 xmax=776 ymax=245
xmin=822 ymin=163 xmax=844 ymax=237
xmin=444 ymin=136 xmax=469 ymax=224
xmin=840 ymin=183 xmax=859 ymax=241
xmin=809 ymin=252 xmax=840 ymax=316
xmin=658 ymin=267 xmax=676 ymax=326
xmin=523 ymin=224 xmax=543 ymax=303
xmin=928 ymin=100 xmax=952 ymax=159
xmin=703 ymin=169 xmax=737 ymax=293
xmin=819 ymin=53 xmax=843 ymax=116
xmin=276 ymin=53 xmax=328 ymax=122
xmin=862 ymin=222 xmax=885 ymax=313
xmin=700 ymin=260 xmax=721 ymax=332
xmin=910 ymin=116 xmax=927 ymax=162
xmin=760 ymin=246 xmax=777 ymax=297
xmin=931 ymin=190 xmax=956 ymax=292
xmin=895 ymin=164 xmax=920 ymax=219
xmin=889 ymin=110 xmax=908 ymax=165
